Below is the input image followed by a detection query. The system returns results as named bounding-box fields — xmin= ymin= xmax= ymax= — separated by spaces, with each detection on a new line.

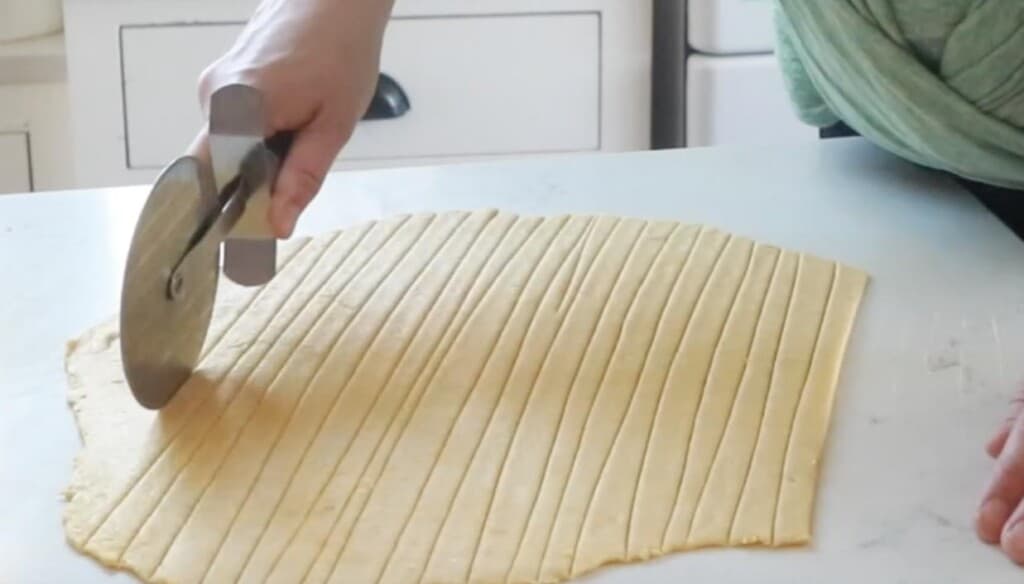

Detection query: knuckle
xmin=331 ymin=116 xmax=358 ymax=146
xmin=268 ymin=108 xmax=297 ymax=134
xmin=311 ymin=112 xmax=357 ymax=153
xmin=995 ymin=452 xmax=1024 ymax=481
xmin=197 ymin=61 xmax=221 ymax=103
xmin=288 ymin=167 xmax=325 ymax=203
xmin=197 ymin=58 xmax=264 ymax=103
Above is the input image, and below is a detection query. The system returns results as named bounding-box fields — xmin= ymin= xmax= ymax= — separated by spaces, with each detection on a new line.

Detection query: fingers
xmin=989 ymin=425 xmax=1014 ymax=459
xmin=977 ymin=411 xmax=1024 ymax=552
xmin=1001 ymin=495 xmax=1024 ymax=565
xmin=269 ymin=117 xmax=350 ymax=238
xmin=987 ymin=393 xmax=1024 ymax=459
xmin=186 ymin=128 xmax=210 ymax=162
xmin=982 ymin=389 xmax=1024 ymax=565
xmin=196 ymin=60 xmax=223 ymax=118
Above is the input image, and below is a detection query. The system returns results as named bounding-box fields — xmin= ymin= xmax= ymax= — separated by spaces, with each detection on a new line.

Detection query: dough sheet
xmin=63 ymin=210 xmax=868 ymax=583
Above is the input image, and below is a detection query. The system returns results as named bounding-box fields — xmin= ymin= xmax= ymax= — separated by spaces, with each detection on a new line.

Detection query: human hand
xmin=188 ymin=0 xmax=395 ymax=238
xmin=977 ymin=386 xmax=1024 ymax=564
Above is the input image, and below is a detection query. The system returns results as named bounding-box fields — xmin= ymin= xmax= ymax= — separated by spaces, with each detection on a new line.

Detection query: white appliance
xmin=0 ymin=0 xmax=62 ymax=42
xmin=684 ymin=0 xmax=816 ymax=147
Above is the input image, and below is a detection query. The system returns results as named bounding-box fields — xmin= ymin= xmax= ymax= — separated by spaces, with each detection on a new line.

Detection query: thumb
xmin=186 ymin=128 xmax=210 ymax=163
xmin=988 ymin=392 xmax=1024 ymax=458
xmin=270 ymin=119 xmax=349 ymax=238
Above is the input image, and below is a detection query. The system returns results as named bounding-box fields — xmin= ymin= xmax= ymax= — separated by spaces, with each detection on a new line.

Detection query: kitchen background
xmin=0 ymin=0 xmax=816 ymax=195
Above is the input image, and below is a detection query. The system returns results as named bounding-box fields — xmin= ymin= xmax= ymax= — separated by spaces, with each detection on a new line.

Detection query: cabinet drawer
xmin=688 ymin=0 xmax=775 ymax=54
xmin=121 ymin=13 xmax=601 ymax=169
xmin=0 ymin=132 xmax=31 ymax=194
xmin=686 ymin=54 xmax=816 ymax=147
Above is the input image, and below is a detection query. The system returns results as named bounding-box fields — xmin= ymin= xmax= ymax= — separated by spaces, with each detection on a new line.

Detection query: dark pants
xmin=820 ymin=122 xmax=1024 ymax=240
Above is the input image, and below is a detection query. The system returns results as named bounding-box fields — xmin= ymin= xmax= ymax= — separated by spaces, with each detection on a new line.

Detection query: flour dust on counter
xmin=62 ymin=209 xmax=868 ymax=584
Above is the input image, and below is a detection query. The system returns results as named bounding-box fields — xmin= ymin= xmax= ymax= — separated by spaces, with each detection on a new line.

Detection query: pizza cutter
xmin=119 ymin=83 xmax=291 ymax=409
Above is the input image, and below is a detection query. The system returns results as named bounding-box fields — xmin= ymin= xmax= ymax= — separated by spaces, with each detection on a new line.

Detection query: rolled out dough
xmin=64 ymin=209 xmax=868 ymax=584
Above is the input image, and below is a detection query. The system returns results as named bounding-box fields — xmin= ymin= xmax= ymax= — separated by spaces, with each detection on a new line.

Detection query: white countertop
xmin=2 ymin=138 xmax=1024 ymax=583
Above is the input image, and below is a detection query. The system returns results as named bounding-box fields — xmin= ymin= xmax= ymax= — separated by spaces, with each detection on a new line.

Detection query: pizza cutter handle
xmin=264 ymin=131 xmax=295 ymax=167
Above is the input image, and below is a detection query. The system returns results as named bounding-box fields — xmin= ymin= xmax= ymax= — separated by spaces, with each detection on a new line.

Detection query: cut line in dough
xmin=63 ymin=209 xmax=868 ymax=584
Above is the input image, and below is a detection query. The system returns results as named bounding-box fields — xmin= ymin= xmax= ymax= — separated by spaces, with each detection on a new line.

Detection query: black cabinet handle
xmin=362 ymin=73 xmax=410 ymax=120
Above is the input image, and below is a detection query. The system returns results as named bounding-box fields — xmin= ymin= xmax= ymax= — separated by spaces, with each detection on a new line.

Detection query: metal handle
xmin=362 ymin=73 xmax=410 ymax=120
xmin=220 ymin=130 xmax=295 ymax=287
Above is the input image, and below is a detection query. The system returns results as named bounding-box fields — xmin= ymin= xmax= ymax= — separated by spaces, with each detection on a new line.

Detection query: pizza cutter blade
xmin=119 ymin=84 xmax=291 ymax=409
xmin=119 ymin=156 xmax=220 ymax=409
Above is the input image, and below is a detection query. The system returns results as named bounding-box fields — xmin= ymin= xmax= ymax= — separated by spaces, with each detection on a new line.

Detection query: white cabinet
xmin=0 ymin=132 xmax=31 ymax=194
xmin=64 ymin=0 xmax=653 ymax=188
xmin=0 ymin=83 xmax=73 ymax=192
xmin=0 ymin=35 xmax=73 ymax=192
xmin=686 ymin=54 xmax=816 ymax=147
xmin=121 ymin=14 xmax=601 ymax=170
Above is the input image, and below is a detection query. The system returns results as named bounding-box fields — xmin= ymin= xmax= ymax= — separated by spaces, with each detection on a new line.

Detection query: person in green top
xmin=190 ymin=0 xmax=1024 ymax=565
xmin=775 ymin=1 xmax=1024 ymax=242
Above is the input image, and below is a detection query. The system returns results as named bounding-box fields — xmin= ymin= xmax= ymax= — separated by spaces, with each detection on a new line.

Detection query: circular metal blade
xmin=119 ymin=156 xmax=220 ymax=409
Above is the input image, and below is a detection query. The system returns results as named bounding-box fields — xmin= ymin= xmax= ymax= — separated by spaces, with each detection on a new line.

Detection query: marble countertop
xmin=2 ymin=138 xmax=1024 ymax=582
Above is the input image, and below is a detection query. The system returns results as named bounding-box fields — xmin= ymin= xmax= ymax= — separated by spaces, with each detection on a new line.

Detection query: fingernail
xmin=280 ymin=209 xmax=299 ymax=238
xmin=1004 ymin=522 xmax=1024 ymax=563
xmin=979 ymin=499 xmax=1011 ymax=542
xmin=269 ymin=198 xmax=297 ymax=238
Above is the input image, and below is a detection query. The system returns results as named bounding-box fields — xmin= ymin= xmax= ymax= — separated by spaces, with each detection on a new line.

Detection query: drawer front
xmin=688 ymin=0 xmax=775 ymax=54
xmin=685 ymin=54 xmax=816 ymax=147
xmin=121 ymin=13 xmax=601 ymax=169
xmin=0 ymin=132 xmax=31 ymax=194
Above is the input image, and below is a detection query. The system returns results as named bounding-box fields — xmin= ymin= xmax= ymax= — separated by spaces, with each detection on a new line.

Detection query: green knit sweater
xmin=774 ymin=1 xmax=1024 ymax=189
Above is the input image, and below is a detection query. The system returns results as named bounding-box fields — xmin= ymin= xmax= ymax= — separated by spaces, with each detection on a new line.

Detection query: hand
xmin=189 ymin=0 xmax=395 ymax=238
xmin=977 ymin=385 xmax=1024 ymax=564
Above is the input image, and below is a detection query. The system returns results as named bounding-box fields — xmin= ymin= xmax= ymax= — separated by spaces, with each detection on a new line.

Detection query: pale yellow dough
xmin=63 ymin=210 xmax=868 ymax=584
